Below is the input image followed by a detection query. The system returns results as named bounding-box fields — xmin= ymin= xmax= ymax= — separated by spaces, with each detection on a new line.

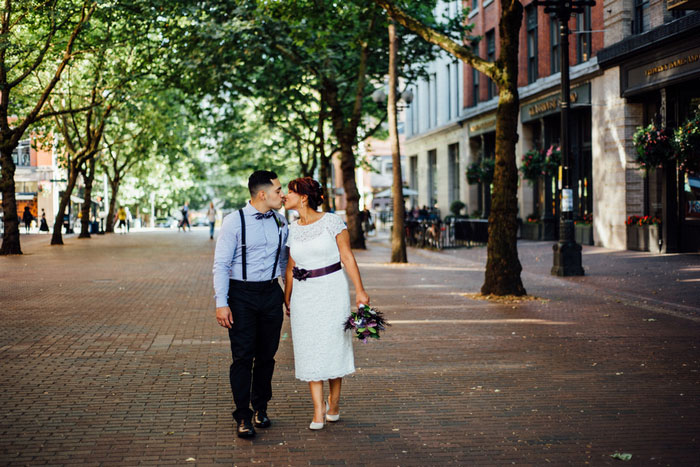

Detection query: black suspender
xmin=239 ymin=209 xmax=247 ymax=281
xmin=271 ymin=218 xmax=282 ymax=281
xmin=239 ymin=208 xmax=283 ymax=282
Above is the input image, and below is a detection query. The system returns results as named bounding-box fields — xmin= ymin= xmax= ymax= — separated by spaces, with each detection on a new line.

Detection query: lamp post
xmin=535 ymin=0 xmax=593 ymax=276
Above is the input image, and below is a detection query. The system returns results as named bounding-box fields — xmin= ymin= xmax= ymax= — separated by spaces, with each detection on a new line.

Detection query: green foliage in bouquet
xmin=632 ymin=122 xmax=675 ymax=172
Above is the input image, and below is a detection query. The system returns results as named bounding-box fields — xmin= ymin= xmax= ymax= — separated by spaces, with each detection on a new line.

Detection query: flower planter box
xmin=575 ymin=224 xmax=593 ymax=245
xmin=520 ymin=222 xmax=542 ymax=240
xmin=626 ymin=224 xmax=662 ymax=252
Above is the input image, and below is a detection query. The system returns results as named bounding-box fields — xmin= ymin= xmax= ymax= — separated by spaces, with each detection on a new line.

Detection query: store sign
xmin=467 ymin=114 xmax=496 ymax=137
xmin=521 ymin=84 xmax=591 ymax=123
xmin=624 ymin=47 xmax=700 ymax=96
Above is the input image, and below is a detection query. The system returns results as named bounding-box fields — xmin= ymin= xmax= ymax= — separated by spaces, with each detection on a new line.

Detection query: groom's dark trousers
xmin=227 ymin=278 xmax=284 ymax=422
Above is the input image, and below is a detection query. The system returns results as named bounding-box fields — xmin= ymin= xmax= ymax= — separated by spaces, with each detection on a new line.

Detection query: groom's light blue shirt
xmin=212 ymin=202 xmax=289 ymax=308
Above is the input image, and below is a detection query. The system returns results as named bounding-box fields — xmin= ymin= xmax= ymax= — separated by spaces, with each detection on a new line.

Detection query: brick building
xmin=404 ymin=0 xmax=700 ymax=252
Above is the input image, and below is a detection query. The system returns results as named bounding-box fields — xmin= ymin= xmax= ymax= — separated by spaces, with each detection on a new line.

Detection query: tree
xmin=0 ymin=0 xmax=95 ymax=255
xmin=374 ymin=0 xmax=526 ymax=295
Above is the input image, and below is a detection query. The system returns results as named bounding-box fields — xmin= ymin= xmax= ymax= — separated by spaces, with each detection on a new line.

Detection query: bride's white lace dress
xmin=287 ymin=213 xmax=355 ymax=382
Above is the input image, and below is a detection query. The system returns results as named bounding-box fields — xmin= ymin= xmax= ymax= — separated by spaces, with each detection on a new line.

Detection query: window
xmin=526 ymin=6 xmax=538 ymax=84
xmin=576 ymin=7 xmax=591 ymax=63
xmin=11 ymin=139 xmax=30 ymax=167
xmin=427 ymin=73 xmax=437 ymax=128
xmin=452 ymin=61 xmax=459 ymax=117
xmin=428 ymin=149 xmax=438 ymax=207
xmin=410 ymin=86 xmax=418 ymax=135
xmin=448 ymin=143 xmax=460 ymax=204
xmin=471 ymin=46 xmax=480 ymax=107
xmin=486 ymin=30 xmax=496 ymax=99
xmin=471 ymin=0 xmax=478 ymax=11
xmin=446 ymin=63 xmax=453 ymax=121
xmin=632 ymin=0 xmax=649 ymax=34
xmin=550 ymin=16 xmax=560 ymax=74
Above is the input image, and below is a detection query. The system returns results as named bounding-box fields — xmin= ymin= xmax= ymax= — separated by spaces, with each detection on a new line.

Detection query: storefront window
xmin=428 ymin=149 xmax=438 ymax=207
xmin=448 ymin=143 xmax=460 ymax=205
xmin=685 ymin=173 xmax=700 ymax=221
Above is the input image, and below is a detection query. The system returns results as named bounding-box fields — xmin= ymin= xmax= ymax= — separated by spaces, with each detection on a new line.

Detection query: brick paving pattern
xmin=1 ymin=230 xmax=699 ymax=465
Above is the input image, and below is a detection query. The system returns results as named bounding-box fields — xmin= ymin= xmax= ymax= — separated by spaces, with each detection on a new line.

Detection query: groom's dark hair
xmin=248 ymin=170 xmax=278 ymax=197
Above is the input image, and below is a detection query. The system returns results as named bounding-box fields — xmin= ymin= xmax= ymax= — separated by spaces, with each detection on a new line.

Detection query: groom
xmin=213 ymin=170 xmax=288 ymax=438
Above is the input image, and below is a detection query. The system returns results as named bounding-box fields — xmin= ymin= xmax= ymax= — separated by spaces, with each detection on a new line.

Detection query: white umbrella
xmin=374 ymin=187 xmax=419 ymax=198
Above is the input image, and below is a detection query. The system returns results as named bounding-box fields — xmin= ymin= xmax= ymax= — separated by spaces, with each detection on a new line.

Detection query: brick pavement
xmin=1 ymin=229 xmax=699 ymax=466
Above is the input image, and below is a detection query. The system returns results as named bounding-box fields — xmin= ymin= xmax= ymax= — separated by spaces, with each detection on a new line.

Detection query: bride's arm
xmin=284 ymin=252 xmax=295 ymax=316
xmin=336 ymin=230 xmax=370 ymax=308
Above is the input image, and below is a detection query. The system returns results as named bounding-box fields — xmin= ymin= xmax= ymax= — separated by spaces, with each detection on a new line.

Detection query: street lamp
xmin=534 ymin=0 xmax=593 ymax=276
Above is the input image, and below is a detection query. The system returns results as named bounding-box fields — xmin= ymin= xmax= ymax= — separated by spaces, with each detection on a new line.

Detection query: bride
xmin=283 ymin=177 xmax=370 ymax=430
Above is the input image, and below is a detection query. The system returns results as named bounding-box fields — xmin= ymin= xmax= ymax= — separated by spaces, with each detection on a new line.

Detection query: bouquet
xmin=344 ymin=304 xmax=389 ymax=343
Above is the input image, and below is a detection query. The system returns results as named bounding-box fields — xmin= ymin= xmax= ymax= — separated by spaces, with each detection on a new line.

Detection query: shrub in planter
xmin=632 ymin=123 xmax=675 ymax=172
xmin=450 ymin=200 xmax=466 ymax=217
xmin=520 ymin=214 xmax=542 ymax=240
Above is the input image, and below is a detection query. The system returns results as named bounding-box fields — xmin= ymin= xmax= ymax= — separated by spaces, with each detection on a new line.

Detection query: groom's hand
xmin=216 ymin=306 xmax=233 ymax=329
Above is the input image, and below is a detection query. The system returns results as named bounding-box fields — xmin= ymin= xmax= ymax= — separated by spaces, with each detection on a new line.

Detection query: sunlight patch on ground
xmin=459 ymin=293 xmax=548 ymax=304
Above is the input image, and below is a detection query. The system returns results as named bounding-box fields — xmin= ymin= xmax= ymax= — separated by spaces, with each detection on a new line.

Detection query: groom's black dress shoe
xmin=254 ymin=411 xmax=271 ymax=428
xmin=237 ymin=419 xmax=256 ymax=438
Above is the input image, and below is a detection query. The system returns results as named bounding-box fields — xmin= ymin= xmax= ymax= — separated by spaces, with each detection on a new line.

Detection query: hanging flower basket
xmin=519 ymin=145 xmax=561 ymax=183
xmin=674 ymin=110 xmax=700 ymax=174
xmin=466 ymin=158 xmax=495 ymax=185
xmin=632 ymin=123 xmax=675 ymax=172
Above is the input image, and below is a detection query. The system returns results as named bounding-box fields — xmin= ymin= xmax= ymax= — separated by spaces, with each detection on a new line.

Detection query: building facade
xmin=406 ymin=0 xmax=699 ymax=252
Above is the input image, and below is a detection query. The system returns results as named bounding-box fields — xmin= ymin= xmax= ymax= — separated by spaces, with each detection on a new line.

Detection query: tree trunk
xmin=0 ymin=147 xmax=21 ymax=255
xmin=51 ymin=159 xmax=80 ymax=245
xmin=481 ymin=0 xmax=525 ymax=296
xmin=318 ymin=105 xmax=332 ymax=213
xmin=339 ymin=135 xmax=365 ymax=249
xmin=106 ymin=177 xmax=119 ymax=233
xmin=388 ymin=20 xmax=407 ymax=263
xmin=79 ymin=158 xmax=96 ymax=238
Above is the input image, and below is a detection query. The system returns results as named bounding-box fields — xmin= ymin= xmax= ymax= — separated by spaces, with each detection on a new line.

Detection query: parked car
xmin=154 ymin=217 xmax=176 ymax=228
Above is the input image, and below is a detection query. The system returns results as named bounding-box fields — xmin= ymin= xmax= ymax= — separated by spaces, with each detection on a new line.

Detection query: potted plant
xmin=574 ymin=213 xmax=593 ymax=245
xmin=674 ymin=109 xmax=700 ymax=174
xmin=625 ymin=215 xmax=662 ymax=253
xmin=520 ymin=214 xmax=542 ymax=240
xmin=632 ymin=123 xmax=675 ymax=172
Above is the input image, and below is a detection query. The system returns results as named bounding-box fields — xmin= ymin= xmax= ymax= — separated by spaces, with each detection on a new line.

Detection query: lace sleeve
xmin=325 ymin=213 xmax=347 ymax=237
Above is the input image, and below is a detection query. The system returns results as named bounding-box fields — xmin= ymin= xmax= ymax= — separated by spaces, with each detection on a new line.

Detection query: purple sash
xmin=292 ymin=262 xmax=342 ymax=281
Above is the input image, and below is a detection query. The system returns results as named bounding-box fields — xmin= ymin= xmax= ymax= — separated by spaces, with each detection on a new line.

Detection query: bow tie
xmin=254 ymin=211 xmax=275 ymax=220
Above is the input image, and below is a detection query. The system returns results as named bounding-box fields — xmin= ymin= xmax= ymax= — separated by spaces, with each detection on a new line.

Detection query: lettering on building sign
xmin=469 ymin=119 xmax=496 ymax=133
xmin=645 ymin=53 xmax=700 ymax=77
xmin=528 ymin=92 xmax=579 ymax=118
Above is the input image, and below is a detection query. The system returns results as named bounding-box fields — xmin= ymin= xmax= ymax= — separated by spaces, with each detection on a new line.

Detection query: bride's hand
xmin=356 ymin=289 xmax=370 ymax=309
xmin=284 ymin=301 xmax=290 ymax=316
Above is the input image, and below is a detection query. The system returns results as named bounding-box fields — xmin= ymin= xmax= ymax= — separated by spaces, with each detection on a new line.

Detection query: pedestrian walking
xmin=22 ymin=206 xmax=33 ymax=234
xmin=179 ymin=202 xmax=191 ymax=232
xmin=116 ymin=206 xmax=127 ymax=234
xmin=212 ymin=170 xmax=288 ymax=439
xmin=207 ymin=202 xmax=217 ymax=239
xmin=283 ymin=177 xmax=370 ymax=430
xmin=39 ymin=209 xmax=49 ymax=233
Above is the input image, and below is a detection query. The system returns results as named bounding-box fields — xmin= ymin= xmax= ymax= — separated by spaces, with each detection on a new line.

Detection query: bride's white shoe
xmin=325 ymin=399 xmax=339 ymax=422
xmin=309 ymin=403 xmax=326 ymax=430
